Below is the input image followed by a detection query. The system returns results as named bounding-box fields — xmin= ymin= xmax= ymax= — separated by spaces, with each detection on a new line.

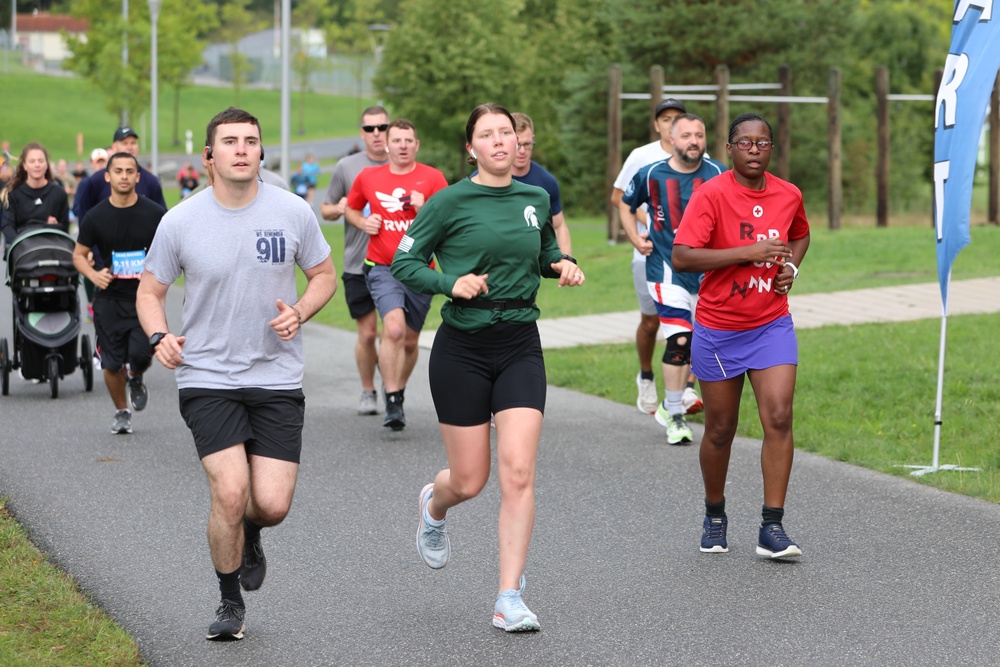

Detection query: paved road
xmin=2 ymin=285 xmax=999 ymax=666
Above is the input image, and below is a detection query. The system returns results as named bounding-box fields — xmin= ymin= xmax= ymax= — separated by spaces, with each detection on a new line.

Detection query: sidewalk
xmin=419 ymin=277 xmax=1000 ymax=350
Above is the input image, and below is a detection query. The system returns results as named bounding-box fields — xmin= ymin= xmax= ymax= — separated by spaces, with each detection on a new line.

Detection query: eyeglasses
xmin=361 ymin=124 xmax=389 ymax=133
xmin=517 ymin=142 xmax=535 ymax=151
xmin=729 ymin=140 xmax=774 ymax=151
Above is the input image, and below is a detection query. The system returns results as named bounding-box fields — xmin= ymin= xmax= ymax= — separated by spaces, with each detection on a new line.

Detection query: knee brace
xmin=663 ymin=332 xmax=691 ymax=366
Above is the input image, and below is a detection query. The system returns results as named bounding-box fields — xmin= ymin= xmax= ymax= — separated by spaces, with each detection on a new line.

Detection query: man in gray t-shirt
xmin=321 ymin=105 xmax=389 ymax=416
xmin=137 ymin=107 xmax=336 ymax=642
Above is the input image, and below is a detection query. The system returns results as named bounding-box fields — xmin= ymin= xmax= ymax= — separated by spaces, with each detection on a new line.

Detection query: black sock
xmin=217 ymin=568 xmax=244 ymax=605
xmin=685 ymin=380 xmax=695 ymax=389
xmin=761 ymin=505 xmax=784 ymax=527
xmin=640 ymin=369 xmax=654 ymax=381
xmin=243 ymin=516 xmax=261 ymax=544
xmin=705 ymin=497 xmax=726 ymax=517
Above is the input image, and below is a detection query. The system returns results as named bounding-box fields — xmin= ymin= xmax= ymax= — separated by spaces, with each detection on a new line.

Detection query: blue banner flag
xmin=933 ymin=0 xmax=1000 ymax=309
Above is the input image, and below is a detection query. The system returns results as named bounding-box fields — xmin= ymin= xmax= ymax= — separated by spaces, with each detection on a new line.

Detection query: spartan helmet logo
xmin=523 ymin=205 xmax=540 ymax=229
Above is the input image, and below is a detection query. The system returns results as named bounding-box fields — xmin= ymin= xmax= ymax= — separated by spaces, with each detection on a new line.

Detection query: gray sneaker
xmin=416 ymin=483 xmax=450 ymax=569
xmin=127 ymin=373 xmax=148 ymax=412
xmin=357 ymin=390 xmax=377 ymax=415
xmin=493 ymin=574 xmax=540 ymax=632
xmin=111 ymin=409 xmax=132 ymax=435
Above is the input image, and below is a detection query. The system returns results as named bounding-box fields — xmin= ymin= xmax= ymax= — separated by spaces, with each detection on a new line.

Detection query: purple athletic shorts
xmin=691 ymin=315 xmax=798 ymax=382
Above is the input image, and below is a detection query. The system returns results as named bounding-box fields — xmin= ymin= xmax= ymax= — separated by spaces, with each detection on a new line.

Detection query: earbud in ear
xmin=469 ymin=149 xmax=477 ymax=160
xmin=205 ymin=146 xmax=213 ymax=160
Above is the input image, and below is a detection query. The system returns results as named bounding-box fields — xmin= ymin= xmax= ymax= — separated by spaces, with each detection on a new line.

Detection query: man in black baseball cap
xmin=113 ymin=126 xmax=139 ymax=143
xmin=74 ymin=125 xmax=168 ymax=334
xmin=654 ymin=98 xmax=687 ymax=118
xmin=75 ymin=126 xmax=166 ymax=221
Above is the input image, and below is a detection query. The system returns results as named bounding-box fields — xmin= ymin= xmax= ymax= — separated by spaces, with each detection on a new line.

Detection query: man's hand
xmin=363 ymin=213 xmax=383 ymax=236
xmin=153 ymin=333 xmax=186 ymax=370
xmin=270 ymin=298 xmax=301 ymax=341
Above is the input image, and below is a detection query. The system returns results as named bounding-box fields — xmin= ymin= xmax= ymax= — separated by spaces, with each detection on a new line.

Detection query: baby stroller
xmin=1 ymin=226 xmax=94 ymax=398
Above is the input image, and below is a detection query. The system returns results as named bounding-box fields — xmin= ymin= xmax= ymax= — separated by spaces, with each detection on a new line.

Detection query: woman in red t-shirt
xmin=673 ymin=112 xmax=810 ymax=561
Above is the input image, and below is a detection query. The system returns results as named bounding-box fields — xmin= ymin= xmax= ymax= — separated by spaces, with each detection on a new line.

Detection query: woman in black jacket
xmin=1 ymin=142 xmax=69 ymax=246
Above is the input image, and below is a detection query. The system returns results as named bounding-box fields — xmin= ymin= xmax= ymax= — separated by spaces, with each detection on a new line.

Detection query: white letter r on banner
xmin=936 ymin=54 xmax=968 ymax=129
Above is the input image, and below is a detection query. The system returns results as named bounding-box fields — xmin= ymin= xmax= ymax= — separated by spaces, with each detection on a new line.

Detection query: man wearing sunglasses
xmin=345 ymin=119 xmax=448 ymax=432
xmin=321 ymin=107 xmax=390 ymax=417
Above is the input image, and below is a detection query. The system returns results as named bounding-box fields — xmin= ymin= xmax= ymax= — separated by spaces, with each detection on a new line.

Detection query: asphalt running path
xmin=2 ymin=284 xmax=999 ymax=665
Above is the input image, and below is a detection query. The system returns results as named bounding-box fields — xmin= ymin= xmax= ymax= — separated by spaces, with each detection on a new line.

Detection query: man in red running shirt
xmin=346 ymin=119 xmax=448 ymax=431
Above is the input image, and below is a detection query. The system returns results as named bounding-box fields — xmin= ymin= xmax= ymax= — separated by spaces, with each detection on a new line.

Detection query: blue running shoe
xmin=756 ymin=523 xmax=802 ymax=559
xmin=416 ymin=483 xmax=450 ymax=569
xmin=700 ymin=516 xmax=729 ymax=553
xmin=493 ymin=574 xmax=540 ymax=632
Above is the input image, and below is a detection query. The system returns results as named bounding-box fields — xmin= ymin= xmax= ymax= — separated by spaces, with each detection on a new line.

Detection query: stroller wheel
xmin=1 ymin=338 xmax=9 ymax=396
xmin=48 ymin=356 xmax=60 ymax=399
xmin=80 ymin=334 xmax=94 ymax=392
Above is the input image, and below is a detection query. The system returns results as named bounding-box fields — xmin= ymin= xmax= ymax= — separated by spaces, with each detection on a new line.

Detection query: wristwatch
xmin=149 ymin=332 xmax=168 ymax=349
xmin=560 ymin=254 xmax=577 ymax=265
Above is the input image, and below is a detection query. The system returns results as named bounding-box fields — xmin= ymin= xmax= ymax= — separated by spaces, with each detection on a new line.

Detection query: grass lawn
xmin=0 ymin=70 xmax=373 ymax=162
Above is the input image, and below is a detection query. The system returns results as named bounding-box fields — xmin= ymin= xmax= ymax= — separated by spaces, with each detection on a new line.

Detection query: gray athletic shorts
xmin=632 ymin=256 xmax=657 ymax=316
xmin=364 ymin=263 xmax=433 ymax=332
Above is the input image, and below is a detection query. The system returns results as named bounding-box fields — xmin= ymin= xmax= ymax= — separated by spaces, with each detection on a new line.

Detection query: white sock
xmin=665 ymin=390 xmax=684 ymax=417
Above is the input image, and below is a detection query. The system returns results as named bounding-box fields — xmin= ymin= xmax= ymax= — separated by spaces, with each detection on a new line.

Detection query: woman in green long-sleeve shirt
xmin=392 ymin=103 xmax=584 ymax=632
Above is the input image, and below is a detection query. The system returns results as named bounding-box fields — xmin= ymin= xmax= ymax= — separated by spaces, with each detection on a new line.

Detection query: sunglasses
xmin=362 ymin=124 xmax=389 ymax=133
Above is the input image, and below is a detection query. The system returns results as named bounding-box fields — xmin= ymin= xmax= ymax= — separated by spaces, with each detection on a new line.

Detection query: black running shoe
xmin=127 ymin=373 xmax=148 ymax=412
xmin=206 ymin=599 xmax=245 ymax=641
xmin=384 ymin=395 xmax=405 ymax=431
xmin=240 ymin=534 xmax=267 ymax=591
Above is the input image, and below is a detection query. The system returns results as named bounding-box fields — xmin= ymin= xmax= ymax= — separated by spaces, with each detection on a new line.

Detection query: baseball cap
xmin=654 ymin=98 xmax=687 ymax=117
xmin=91 ymin=148 xmax=109 ymax=162
xmin=113 ymin=126 xmax=139 ymax=142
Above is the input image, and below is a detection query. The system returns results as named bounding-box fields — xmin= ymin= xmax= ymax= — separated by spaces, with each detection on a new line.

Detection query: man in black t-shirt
xmin=73 ymin=152 xmax=165 ymax=434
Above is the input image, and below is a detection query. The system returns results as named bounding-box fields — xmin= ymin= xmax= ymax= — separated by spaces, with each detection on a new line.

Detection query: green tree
xmin=64 ymin=0 xmax=153 ymax=125
xmin=157 ymin=0 xmax=220 ymax=147
xmin=373 ymin=0 xmax=531 ymax=179
xmin=327 ymin=0 xmax=388 ymax=116
xmin=219 ymin=0 xmax=267 ymax=105
xmin=292 ymin=0 xmax=332 ymax=135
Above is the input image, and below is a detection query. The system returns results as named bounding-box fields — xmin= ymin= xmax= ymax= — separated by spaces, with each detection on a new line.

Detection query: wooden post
xmin=828 ymin=67 xmax=842 ymax=230
xmin=649 ymin=65 xmax=664 ymax=142
xmin=991 ymin=71 xmax=999 ymax=224
xmin=777 ymin=65 xmax=791 ymax=181
xmin=608 ymin=63 xmax=623 ymax=243
xmin=876 ymin=66 xmax=890 ymax=227
xmin=715 ymin=64 xmax=730 ymax=163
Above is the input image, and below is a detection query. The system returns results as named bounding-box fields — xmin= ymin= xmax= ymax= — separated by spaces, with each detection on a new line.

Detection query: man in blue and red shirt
xmin=620 ymin=113 xmax=726 ymax=445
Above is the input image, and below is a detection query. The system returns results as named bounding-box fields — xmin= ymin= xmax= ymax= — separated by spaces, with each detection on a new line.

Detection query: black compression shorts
xmin=428 ymin=321 xmax=546 ymax=426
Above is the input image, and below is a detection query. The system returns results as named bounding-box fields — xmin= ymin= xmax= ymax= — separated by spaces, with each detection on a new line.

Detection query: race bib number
xmin=112 ymin=249 xmax=146 ymax=279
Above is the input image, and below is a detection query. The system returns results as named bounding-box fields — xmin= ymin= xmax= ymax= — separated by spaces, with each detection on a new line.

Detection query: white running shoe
xmin=682 ymin=386 xmax=704 ymax=415
xmin=635 ymin=372 xmax=658 ymax=414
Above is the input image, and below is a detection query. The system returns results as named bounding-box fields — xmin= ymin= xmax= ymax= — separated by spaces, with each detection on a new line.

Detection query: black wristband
xmin=560 ymin=254 xmax=577 ymax=265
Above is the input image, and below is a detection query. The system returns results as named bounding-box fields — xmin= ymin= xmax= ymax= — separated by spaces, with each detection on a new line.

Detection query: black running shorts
xmin=342 ymin=272 xmax=376 ymax=320
xmin=92 ymin=297 xmax=152 ymax=373
xmin=428 ymin=321 xmax=546 ymax=426
xmin=178 ymin=387 xmax=305 ymax=462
